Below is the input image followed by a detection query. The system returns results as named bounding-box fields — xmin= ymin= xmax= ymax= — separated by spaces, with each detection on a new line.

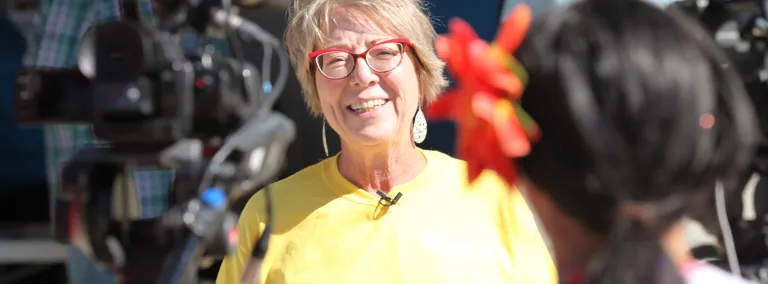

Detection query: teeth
xmin=350 ymin=99 xmax=387 ymax=112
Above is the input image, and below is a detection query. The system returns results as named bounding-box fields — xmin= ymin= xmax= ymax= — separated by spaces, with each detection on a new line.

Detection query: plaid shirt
xmin=28 ymin=0 xmax=172 ymax=220
xmin=27 ymin=0 xmax=154 ymax=68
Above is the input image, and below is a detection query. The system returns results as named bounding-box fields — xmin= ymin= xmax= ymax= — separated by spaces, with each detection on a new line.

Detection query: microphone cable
xmin=241 ymin=184 xmax=273 ymax=284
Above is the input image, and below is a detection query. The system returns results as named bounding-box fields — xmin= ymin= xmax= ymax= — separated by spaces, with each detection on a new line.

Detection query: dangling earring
xmin=322 ymin=119 xmax=329 ymax=157
xmin=413 ymin=108 xmax=427 ymax=144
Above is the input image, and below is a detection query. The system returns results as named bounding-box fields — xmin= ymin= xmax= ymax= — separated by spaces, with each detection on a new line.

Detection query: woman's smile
xmin=346 ymin=98 xmax=392 ymax=117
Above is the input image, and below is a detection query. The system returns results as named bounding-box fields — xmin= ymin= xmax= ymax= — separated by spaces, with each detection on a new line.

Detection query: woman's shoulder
xmin=421 ymin=149 xmax=514 ymax=196
xmin=421 ymin=149 xmax=512 ymax=186
xmin=268 ymin=157 xmax=336 ymax=192
xmin=422 ymin=149 xmax=466 ymax=168
xmin=421 ymin=149 xmax=473 ymax=180
xmin=240 ymin=158 xmax=334 ymax=215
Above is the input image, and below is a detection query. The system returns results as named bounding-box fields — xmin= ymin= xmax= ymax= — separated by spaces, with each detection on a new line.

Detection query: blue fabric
xmin=430 ymin=0 xmax=503 ymax=42
xmin=501 ymin=0 xmax=556 ymax=18
xmin=421 ymin=0 xmax=504 ymax=156
xmin=0 ymin=15 xmax=46 ymax=192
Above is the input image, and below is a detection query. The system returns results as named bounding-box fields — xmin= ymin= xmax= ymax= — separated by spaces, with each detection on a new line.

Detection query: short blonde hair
xmin=285 ymin=0 xmax=448 ymax=116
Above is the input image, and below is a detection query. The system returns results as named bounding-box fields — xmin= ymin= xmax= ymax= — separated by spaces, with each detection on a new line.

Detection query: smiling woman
xmin=215 ymin=0 xmax=557 ymax=283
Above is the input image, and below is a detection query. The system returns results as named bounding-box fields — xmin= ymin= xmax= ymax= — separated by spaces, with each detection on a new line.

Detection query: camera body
xmin=76 ymin=17 xmax=262 ymax=147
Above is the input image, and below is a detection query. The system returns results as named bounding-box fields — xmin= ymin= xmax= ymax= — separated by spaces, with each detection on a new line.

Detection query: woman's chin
xmin=347 ymin=130 xmax=399 ymax=146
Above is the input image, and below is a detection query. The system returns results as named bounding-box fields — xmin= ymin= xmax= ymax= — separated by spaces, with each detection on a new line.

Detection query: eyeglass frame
xmin=308 ymin=38 xmax=415 ymax=80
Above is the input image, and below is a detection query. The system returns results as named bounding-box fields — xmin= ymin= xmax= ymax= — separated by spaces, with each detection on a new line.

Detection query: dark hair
xmin=516 ymin=0 xmax=759 ymax=283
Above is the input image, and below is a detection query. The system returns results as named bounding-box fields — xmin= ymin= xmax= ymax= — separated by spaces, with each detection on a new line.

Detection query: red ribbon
xmin=425 ymin=4 xmax=539 ymax=186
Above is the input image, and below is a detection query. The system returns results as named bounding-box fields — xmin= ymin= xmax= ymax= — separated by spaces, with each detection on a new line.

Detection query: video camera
xmin=15 ymin=0 xmax=293 ymax=283
xmin=670 ymin=0 xmax=768 ymax=281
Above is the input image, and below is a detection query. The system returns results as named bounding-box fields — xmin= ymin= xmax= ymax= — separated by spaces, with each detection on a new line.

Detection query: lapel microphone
xmin=376 ymin=190 xmax=403 ymax=206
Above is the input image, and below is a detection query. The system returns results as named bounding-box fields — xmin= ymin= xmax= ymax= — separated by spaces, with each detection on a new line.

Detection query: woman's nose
xmin=348 ymin=57 xmax=379 ymax=87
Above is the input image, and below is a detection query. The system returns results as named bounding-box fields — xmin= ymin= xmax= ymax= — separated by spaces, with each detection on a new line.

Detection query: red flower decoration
xmin=425 ymin=4 xmax=540 ymax=186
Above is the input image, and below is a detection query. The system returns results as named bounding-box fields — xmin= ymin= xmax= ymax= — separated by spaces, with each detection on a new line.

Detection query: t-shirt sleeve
xmin=493 ymin=181 xmax=558 ymax=284
xmin=216 ymin=191 xmax=267 ymax=284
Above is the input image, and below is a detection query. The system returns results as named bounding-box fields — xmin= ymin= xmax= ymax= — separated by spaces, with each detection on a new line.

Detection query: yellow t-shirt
xmin=217 ymin=149 xmax=556 ymax=284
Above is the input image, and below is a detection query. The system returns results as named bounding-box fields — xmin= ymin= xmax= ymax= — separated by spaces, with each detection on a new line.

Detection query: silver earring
xmin=322 ymin=119 xmax=329 ymax=157
xmin=413 ymin=108 xmax=427 ymax=144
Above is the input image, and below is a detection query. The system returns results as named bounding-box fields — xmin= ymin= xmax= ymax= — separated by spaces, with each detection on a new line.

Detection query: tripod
xmin=53 ymin=112 xmax=295 ymax=284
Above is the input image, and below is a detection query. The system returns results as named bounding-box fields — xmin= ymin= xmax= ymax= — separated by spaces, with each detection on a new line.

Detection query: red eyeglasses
xmin=309 ymin=38 xmax=415 ymax=80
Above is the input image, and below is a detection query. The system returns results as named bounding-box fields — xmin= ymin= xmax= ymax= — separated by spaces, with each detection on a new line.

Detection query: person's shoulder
xmin=421 ymin=151 xmax=538 ymax=228
xmin=422 ymin=149 xmax=509 ymax=183
xmin=420 ymin=149 xmax=512 ymax=194
xmin=422 ymin=149 xmax=466 ymax=170
xmin=240 ymin=158 xmax=333 ymax=218
xmin=687 ymin=264 xmax=756 ymax=284
xmin=269 ymin=158 xmax=330 ymax=191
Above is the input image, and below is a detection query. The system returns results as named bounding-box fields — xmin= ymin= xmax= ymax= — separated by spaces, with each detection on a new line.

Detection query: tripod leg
xmin=85 ymin=163 xmax=120 ymax=267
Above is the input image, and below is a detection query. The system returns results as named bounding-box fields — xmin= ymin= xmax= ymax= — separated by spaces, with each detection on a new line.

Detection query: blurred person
xmin=517 ymin=0 xmax=759 ymax=282
xmin=25 ymin=0 xmax=163 ymax=283
xmin=433 ymin=0 xmax=759 ymax=283
xmin=216 ymin=0 xmax=557 ymax=283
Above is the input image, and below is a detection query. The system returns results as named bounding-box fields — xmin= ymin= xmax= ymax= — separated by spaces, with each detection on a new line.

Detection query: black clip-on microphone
xmin=376 ymin=190 xmax=403 ymax=206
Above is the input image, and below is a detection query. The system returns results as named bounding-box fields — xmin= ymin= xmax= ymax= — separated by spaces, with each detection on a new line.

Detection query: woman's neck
xmin=337 ymin=141 xmax=426 ymax=194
